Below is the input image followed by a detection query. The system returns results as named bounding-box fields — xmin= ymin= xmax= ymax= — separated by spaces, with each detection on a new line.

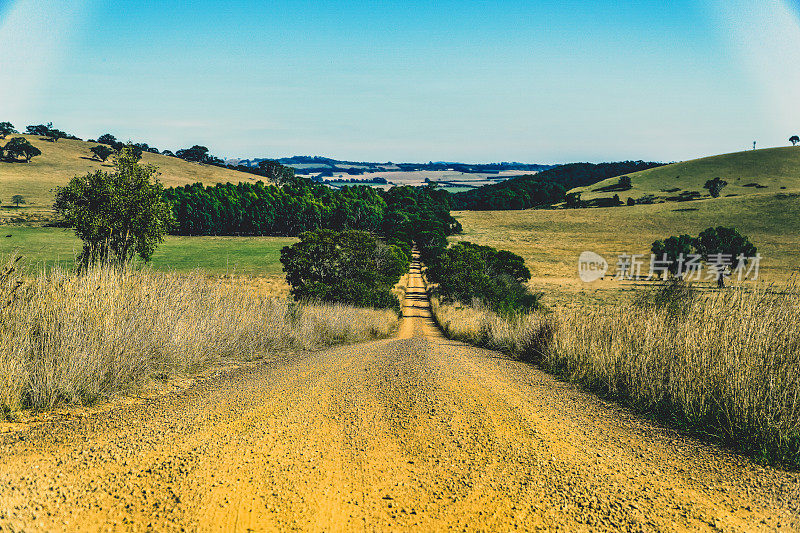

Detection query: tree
xmin=703 ymin=177 xmax=728 ymax=198
xmin=176 ymin=145 xmax=211 ymax=163
xmin=97 ymin=133 xmax=124 ymax=151
xmin=791 ymin=135 xmax=799 ymax=146
xmin=280 ymin=229 xmax=407 ymax=309
xmin=26 ymin=123 xmax=51 ymax=137
xmin=3 ymin=137 xmax=41 ymax=162
xmin=427 ymin=242 xmax=539 ymax=314
xmin=53 ymin=146 xmax=174 ymax=269
xmin=695 ymin=226 xmax=756 ymax=287
xmin=618 ymin=175 xmax=632 ymax=188
xmin=651 ymin=234 xmax=696 ymax=276
xmin=10 ymin=195 xmax=25 ymax=207
xmin=90 ymin=145 xmax=115 ymax=162
xmin=257 ymin=160 xmax=296 ymax=184
xmin=0 ymin=122 xmax=17 ymax=139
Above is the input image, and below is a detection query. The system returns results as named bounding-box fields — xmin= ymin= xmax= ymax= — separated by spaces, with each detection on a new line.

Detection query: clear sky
xmin=1 ymin=0 xmax=799 ymax=163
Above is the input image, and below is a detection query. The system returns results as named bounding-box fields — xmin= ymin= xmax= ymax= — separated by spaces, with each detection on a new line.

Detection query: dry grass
xmin=0 ymin=256 xmax=397 ymax=413
xmin=431 ymin=282 xmax=800 ymax=467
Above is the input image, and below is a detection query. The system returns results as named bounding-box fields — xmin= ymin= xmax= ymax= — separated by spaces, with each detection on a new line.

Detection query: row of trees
xmin=450 ymin=161 xmax=664 ymax=210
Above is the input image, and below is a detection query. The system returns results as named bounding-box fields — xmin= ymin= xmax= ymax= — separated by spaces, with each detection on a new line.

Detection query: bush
xmin=280 ymin=229 xmax=409 ymax=309
xmin=427 ymin=242 xmax=540 ymax=314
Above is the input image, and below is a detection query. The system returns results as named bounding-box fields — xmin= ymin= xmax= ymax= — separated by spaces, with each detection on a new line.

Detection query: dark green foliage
xmin=428 ymin=242 xmax=539 ymax=314
xmin=257 ymin=160 xmax=296 ymax=185
xmin=790 ymin=135 xmax=799 ymax=146
xmin=703 ymin=177 xmax=728 ymax=198
xmin=626 ymin=197 xmax=636 ymax=206
xmin=90 ymin=145 xmax=115 ymax=162
xmin=54 ymin=146 xmax=174 ymax=269
xmin=176 ymin=145 xmax=214 ymax=164
xmin=651 ymin=234 xmax=696 ymax=275
xmin=696 ymin=226 xmax=756 ymax=287
xmin=280 ymin=229 xmax=409 ymax=309
xmin=451 ymin=161 xmax=663 ymax=210
xmin=2 ymin=137 xmax=41 ymax=163
xmin=98 ymin=133 xmax=125 ymax=151
xmin=26 ymin=123 xmax=78 ymax=142
xmin=0 ymin=122 xmax=17 ymax=139
xmin=10 ymin=195 xmax=25 ymax=207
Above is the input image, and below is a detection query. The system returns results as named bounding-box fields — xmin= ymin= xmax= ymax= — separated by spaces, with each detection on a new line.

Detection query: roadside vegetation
xmin=0 ymin=256 xmax=397 ymax=414
xmin=430 ymin=243 xmax=800 ymax=467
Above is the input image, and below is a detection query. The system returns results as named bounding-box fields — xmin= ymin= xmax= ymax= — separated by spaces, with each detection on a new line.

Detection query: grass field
xmin=453 ymin=192 xmax=800 ymax=307
xmin=0 ymin=227 xmax=294 ymax=278
xmin=571 ymin=146 xmax=800 ymax=203
xmin=0 ymin=135 xmax=259 ymax=221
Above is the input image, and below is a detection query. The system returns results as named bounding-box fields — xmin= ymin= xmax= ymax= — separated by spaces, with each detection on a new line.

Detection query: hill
xmin=570 ymin=146 xmax=800 ymax=205
xmin=450 ymin=161 xmax=664 ymax=210
xmin=0 ymin=135 xmax=259 ymax=222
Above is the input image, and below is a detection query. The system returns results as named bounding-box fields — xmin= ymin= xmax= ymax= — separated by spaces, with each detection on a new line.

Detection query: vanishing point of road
xmin=0 ymin=256 xmax=798 ymax=531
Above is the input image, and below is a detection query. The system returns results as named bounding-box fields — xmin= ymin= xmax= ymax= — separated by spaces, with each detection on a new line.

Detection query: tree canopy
xmin=54 ymin=146 xmax=174 ymax=269
xmin=2 ymin=137 xmax=41 ymax=163
xmin=90 ymin=145 xmax=116 ymax=162
xmin=280 ymin=229 xmax=409 ymax=309
xmin=0 ymin=122 xmax=17 ymax=139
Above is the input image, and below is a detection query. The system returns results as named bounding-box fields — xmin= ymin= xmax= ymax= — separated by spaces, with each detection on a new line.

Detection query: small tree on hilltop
xmin=703 ymin=177 xmax=728 ymax=198
xmin=3 ymin=137 xmax=42 ymax=163
xmin=11 ymin=195 xmax=25 ymax=207
xmin=695 ymin=226 xmax=756 ymax=288
xmin=54 ymin=146 xmax=174 ymax=269
xmin=90 ymin=145 xmax=115 ymax=162
xmin=176 ymin=145 xmax=211 ymax=163
xmin=0 ymin=122 xmax=17 ymax=139
xmin=790 ymin=135 xmax=799 ymax=146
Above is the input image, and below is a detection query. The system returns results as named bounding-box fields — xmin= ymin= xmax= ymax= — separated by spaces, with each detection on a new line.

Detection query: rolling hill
xmin=569 ymin=146 xmax=800 ymax=204
xmin=0 ymin=135 xmax=260 ymax=222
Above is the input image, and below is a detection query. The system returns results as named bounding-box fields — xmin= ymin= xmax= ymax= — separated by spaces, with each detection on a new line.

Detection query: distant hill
xmin=0 ymin=135 xmax=260 ymax=220
xmin=450 ymin=161 xmax=664 ymax=210
xmin=228 ymin=156 xmax=551 ymax=177
xmin=570 ymin=147 xmax=800 ymax=205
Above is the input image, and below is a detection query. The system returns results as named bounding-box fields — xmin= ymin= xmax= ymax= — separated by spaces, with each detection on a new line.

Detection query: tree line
xmin=450 ymin=161 xmax=664 ymax=210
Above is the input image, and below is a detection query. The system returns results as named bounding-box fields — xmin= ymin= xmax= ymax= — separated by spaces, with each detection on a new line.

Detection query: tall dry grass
xmin=0 ymin=256 xmax=397 ymax=413
xmin=431 ymin=282 xmax=800 ymax=467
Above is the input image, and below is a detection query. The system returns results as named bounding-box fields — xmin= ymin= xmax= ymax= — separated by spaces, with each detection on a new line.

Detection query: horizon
xmin=1 ymin=0 xmax=800 ymax=164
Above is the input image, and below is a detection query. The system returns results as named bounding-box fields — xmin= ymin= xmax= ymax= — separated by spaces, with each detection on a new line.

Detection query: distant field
xmin=0 ymin=135 xmax=260 ymax=221
xmin=453 ymin=192 xmax=800 ymax=307
xmin=571 ymin=146 xmax=800 ymax=203
xmin=0 ymin=227 xmax=294 ymax=278
xmin=321 ymin=170 xmax=529 ymax=190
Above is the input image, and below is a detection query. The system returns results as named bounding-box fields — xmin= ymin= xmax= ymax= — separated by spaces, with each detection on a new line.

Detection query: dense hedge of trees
xmin=450 ymin=161 xmax=664 ymax=210
xmin=163 ymin=172 xmax=461 ymax=255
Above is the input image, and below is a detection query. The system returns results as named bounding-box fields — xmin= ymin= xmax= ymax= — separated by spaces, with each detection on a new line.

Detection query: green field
xmin=0 ymin=227 xmax=294 ymax=277
xmin=571 ymin=146 xmax=800 ymax=203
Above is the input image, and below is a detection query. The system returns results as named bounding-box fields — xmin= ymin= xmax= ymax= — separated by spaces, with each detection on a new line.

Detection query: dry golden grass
xmin=0 ymin=135 xmax=259 ymax=219
xmin=431 ymin=282 xmax=800 ymax=466
xmin=453 ymin=192 xmax=800 ymax=308
xmin=0 ymin=256 xmax=397 ymax=413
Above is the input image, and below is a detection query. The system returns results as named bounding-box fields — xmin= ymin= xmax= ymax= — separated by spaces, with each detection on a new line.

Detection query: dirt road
xmin=0 ymin=257 xmax=798 ymax=531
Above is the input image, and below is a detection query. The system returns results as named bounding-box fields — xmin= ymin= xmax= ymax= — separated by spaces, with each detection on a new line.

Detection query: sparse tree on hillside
xmin=257 ymin=159 xmax=296 ymax=184
xmin=90 ymin=145 xmax=115 ymax=162
xmin=0 ymin=122 xmax=17 ymax=139
xmin=703 ymin=177 xmax=728 ymax=198
xmin=695 ymin=226 xmax=756 ymax=288
xmin=97 ymin=133 xmax=124 ymax=151
xmin=176 ymin=145 xmax=211 ymax=163
xmin=54 ymin=146 xmax=174 ymax=269
xmin=651 ymin=234 xmax=696 ymax=277
xmin=161 ymin=149 xmax=175 ymax=157
xmin=26 ymin=123 xmax=51 ymax=137
xmin=11 ymin=195 xmax=25 ymax=207
xmin=791 ymin=135 xmax=800 ymax=146
xmin=3 ymin=137 xmax=41 ymax=163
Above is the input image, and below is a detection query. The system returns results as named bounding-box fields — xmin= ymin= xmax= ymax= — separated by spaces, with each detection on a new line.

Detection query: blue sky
xmin=1 ymin=0 xmax=799 ymax=163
